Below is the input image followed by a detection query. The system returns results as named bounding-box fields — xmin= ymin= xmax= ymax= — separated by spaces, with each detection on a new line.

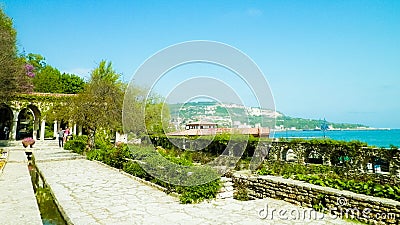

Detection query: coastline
xmin=272 ymin=129 xmax=400 ymax=148
xmin=273 ymin=127 xmax=394 ymax=132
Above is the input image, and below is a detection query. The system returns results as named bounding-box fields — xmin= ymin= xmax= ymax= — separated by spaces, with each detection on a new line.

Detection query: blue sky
xmin=1 ymin=0 xmax=400 ymax=128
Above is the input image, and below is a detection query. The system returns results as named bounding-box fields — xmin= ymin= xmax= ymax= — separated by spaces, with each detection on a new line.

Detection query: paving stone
xmin=0 ymin=150 xmax=42 ymax=225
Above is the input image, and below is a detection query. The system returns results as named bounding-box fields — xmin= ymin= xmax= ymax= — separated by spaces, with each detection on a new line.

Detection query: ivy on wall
xmin=149 ymin=134 xmax=400 ymax=175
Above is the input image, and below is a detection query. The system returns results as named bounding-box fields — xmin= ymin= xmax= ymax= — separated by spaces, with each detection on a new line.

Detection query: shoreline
xmin=274 ymin=127 xmax=395 ymax=132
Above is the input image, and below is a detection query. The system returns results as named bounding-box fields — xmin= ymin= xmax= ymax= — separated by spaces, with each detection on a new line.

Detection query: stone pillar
xmin=40 ymin=120 xmax=46 ymax=141
xmin=73 ymin=124 xmax=77 ymax=135
xmin=11 ymin=110 xmax=19 ymax=140
xmin=33 ymin=119 xmax=39 ymax=140
xmin=53 ymin=121 xmax=58 ymax=139
xmin=78 ymin=125 xmax=82 ymax=136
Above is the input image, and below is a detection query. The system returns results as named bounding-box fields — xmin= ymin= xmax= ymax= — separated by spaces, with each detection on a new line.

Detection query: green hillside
xmin=169 ymin=102 xmax=368 ymax=130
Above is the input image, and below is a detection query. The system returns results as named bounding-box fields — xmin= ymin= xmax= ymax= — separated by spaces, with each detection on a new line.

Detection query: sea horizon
xmin=273 ymin=129 xmax=400 ymax=148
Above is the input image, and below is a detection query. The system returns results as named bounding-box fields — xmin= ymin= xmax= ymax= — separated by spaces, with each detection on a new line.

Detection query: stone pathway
xmin=0 ymin=149 xmax=42 ymax=225
xmin=33 ymin=147 xmax=355 ymax=225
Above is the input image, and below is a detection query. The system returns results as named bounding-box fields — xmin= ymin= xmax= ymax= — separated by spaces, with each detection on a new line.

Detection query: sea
xmin=272 ymin=129 xmax=400 ymax=148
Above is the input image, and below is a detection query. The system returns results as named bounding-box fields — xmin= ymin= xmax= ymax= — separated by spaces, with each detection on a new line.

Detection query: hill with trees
xmin=169 ymin=101 xmax=368 ymax=130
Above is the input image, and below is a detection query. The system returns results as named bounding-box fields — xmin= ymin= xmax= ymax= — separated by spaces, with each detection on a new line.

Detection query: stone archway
xmin=0 ymin=104 xmax=13 ymax=140
xmin=16 ymin=104 xmax=41 ymax=140
xmin=17 ymin=108 xmax=34 ymax=140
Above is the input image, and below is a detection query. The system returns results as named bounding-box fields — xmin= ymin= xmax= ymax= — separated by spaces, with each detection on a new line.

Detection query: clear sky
xmin=1 ymin=0 xmax=400 ymax=128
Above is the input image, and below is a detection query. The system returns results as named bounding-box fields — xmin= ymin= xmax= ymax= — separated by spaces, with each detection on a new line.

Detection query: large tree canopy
xmin=0 ymin=7 xmax=28 ymax=102
xmin=32 ymin=65 xmax=85 ymax=94
xmin=25 ymin=53 xmax=85 ymax=94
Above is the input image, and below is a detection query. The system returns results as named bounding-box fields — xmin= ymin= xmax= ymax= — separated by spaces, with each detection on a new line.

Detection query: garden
xmin=64 ymin=133 xmax=400 ymax=205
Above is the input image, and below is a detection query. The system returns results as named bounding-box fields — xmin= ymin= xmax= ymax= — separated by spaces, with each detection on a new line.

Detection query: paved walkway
xmin=33 ymin=147 xmax=354 ymax=225
xmin=0 ymin=149 xmax=42 ymax=225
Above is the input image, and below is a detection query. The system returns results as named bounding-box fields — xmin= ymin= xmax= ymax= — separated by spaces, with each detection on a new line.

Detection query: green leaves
xmin=0 ymin=8 xmax=27 ymax=101
xmin=64 ymin=139 xmax=86 ymax=154
xmin=293 ymin=174 xmax=400 ymax=201
xmin=256 ymin=160 xmax=400 ymax=201
xmin=91 ymin=61 xmax=121 ymax=85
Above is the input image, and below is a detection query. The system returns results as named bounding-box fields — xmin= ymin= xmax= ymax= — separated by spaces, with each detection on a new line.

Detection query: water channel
xmin=28 ymin=158 xmax=67 ymax=225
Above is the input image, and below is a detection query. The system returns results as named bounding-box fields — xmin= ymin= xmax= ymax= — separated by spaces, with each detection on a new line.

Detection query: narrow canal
xmin=28 ymin=158 xmax=67 ymax=225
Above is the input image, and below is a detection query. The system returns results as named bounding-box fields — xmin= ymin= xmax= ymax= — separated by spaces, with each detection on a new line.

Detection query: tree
xmin=60 ymin=73 xmax=85 ymax=94
xmin=70 ymin=60 xmax=124 ymax=149
xmin=145 ymin=95 xmax=171 ymax=134
xmin=123 ymin=86 xmax=172 ymax=137
xmin=28 ymin=56 xmax=85 ymax=94
xmin=0 ymin=7 xmax=27 ymax=102
xmin=33 ymin=65 xmax=63 ymax=93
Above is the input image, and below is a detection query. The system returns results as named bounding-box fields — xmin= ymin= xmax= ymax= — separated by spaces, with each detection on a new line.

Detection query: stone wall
xmin=232 ymin=174 xmax=400 ymax=224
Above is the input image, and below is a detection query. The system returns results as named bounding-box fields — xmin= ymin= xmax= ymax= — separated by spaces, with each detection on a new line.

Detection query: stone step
xmin=217 ymin=176 xmax=234 ymax=199
xmin=216 ymin=191 xmax=234 ymax=199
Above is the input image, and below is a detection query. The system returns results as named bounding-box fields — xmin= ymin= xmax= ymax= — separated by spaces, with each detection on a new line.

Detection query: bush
xmin=256 ymin=161 xmax=337 ymax=177
xmin=86 ymin=149 xmax=104 ymax=161
xmin=256 ymin=161 xmax=400 ymax=201
xmin=293 ymin=174 xmax=400 ymax=201
xmin=44 ymin=129 xmax=54 ymax=139
xmin=233 ymin=179 xmax=249 ymax=201
xmin=123 ymin=161 xmax=148 ymax=179
xmin=103 ymin=145 xmax=130 ymax=169
xmin=64 ymin=140 xmax=86 ymax=154
xmin=176 ymin=179 xmax=221 ymax=204
xmin=73 ymin=135 xmax=88 ymax=142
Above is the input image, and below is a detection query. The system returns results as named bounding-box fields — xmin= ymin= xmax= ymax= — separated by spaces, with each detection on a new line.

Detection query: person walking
xmin=58 ymin=128 xmax=64 ymax=147
xmin=64 ymin=127 xmax=70 ymax=142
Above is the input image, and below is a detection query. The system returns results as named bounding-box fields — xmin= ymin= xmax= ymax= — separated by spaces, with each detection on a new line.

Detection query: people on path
xmin=58 ymin=128 xmax=65 ymax=147
xmin=64 ymin=127 xmax=70 ymax=143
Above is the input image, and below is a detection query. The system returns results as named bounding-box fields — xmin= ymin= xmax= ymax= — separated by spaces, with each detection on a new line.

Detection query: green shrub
xmin=64 ymin=140 xmax=86 ymax=154
xmin=123 ymin=161 xmax=148 ymax=179
xmin=90 ymin=144 xmax=130 ymax=169
xmin=233 ymin=179 xmax=249 ymax=201
xmin=72 ymin=135 xmax=88 ymax=142
xmin=86 ymin=149 xmax=104 ymax=161
xmin=256 ymin=167 xmax=273 ymax=175
xmin=293 ymin=174 xmax=400 ymax=201
xmin=44 ymin=129 xmax=54 ymax=139
xmin=177 ymin=179 xmax=221 ymax=204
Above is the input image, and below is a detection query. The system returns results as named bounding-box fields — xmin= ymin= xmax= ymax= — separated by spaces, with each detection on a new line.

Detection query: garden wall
xmin=232 ymin=174 xmax=400 ymax=224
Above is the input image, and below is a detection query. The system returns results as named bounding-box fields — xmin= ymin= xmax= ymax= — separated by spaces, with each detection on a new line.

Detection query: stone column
xmin=73 ymin=124 xmax=77 ymax=135
xmin=11 ymin=110 xmax=19 ymax=140
xmin=40 ymin=120 xmax=46 ymax=141
xmin=33 ymin=119 xmax=39 ymax=140
xmin=53 ymin=121 xmax=58 ymax=139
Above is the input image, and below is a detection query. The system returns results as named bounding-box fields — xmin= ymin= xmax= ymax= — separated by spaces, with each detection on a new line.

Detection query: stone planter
xmin=22 ymin=138 xmax=35 ymax=148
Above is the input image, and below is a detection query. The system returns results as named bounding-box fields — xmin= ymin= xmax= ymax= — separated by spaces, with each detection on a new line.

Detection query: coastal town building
xmin=168 ymin=121 xmax=270 ymax=137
